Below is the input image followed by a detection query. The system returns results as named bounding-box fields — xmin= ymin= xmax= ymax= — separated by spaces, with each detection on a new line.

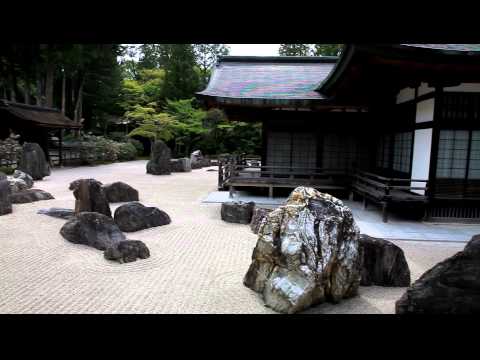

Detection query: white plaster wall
xmin=396 ymin=87 xmax=415 ymax=104
xmin=443 ymin=83 xmax=480 ymax=92
xmin=416 ymin=98 xmax=435 ymax=123
xmin=418 ymin=82 xmax=435 ymax=96
xmin=411 ymin=128 xmax=433 ymax=195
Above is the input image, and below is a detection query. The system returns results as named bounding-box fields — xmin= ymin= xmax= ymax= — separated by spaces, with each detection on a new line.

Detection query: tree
xmin=193 ymin=44 xmax=230 ymax=87
xmin=138 ymin=44 xmax=163 ymax=69
xmin=127 ymin=105 xmax=176 ymax=143
xmin=279 ymin=44 xmax=312 ymax=56
xmin=160 ymin=44 xmax=200 ymax=101
xmin=312 ymin=44 xmax=344 ymax=56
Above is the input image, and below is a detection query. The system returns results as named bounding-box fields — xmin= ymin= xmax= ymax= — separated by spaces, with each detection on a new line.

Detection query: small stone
xmin=170 ymin=158 xmax=191 ymax=172
xmin=103 ymin=182 xmax=139 ymax=203
xmin=114 ymin=202 xmax=171 ymax=232
xmin=221 ymin=201 xmax=255 ymax=224
xmin=9 ymin=189 xmax=54 ymax=204
xmin=104 ymin=240 xmax=150 ymax=263
xmin=37 ymin=208 xmax=75 ymax=220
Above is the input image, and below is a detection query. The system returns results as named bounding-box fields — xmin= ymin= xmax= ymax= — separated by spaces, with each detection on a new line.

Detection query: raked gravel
xmin=0 ymin=160 xmax=465 ymax=314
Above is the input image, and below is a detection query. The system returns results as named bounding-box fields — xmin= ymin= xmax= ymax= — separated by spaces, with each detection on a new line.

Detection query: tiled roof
xmin=401 ymin=44 xmax=480 ymax=52
xmin=0 ymin=100 xmax=81 ymax=129
xmin=197 ymin=56 xmax=337 ymax=100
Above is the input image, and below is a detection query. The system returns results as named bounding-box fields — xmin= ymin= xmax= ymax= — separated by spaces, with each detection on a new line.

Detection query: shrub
xmin=79 ymin=135 xmax=120 ymax=165
xmin=107 ymin=131 xmax=128 ymax=143
xmin=0 ymin=166 xmax=14 ymax=175
xmin=118 ymin=142 xmax=137 ymax=161
xmin=127 ymin=138 xmax=144 ymax=155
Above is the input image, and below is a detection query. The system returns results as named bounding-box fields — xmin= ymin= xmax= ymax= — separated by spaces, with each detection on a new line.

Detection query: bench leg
xmin=381 ymin=202 xmax=388 ymax=223
xmin=268 ymin=186 xmax=273 ymax=198
xmin=229 ymin=186 xmax=235 ymax=198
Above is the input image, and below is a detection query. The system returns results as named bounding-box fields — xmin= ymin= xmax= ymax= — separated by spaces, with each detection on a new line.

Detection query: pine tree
xmin=312 ymin=44 xmax=343 ymax=56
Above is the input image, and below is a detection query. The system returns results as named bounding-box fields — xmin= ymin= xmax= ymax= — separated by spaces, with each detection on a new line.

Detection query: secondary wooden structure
xmin=0 ymin=100 xmax=82 ymax=166
xmin=198 ymin=44 xmax=480 ymax=223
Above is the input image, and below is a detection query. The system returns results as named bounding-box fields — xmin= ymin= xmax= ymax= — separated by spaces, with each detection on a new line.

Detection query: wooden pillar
xmin=268 ymin=186 xmax=273 ymax=198
xmin=363 ymin=196 xmax=368 ymax=209
xmin=229 ymin=185 xmax=235 ymax=198
xmin=58 ymin=129 xmax=63 ymax=167
xmin=381 ymin=201 xmax=389 ymax=223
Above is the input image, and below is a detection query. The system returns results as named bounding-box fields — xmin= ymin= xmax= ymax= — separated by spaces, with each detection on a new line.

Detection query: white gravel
xmin=0 ymin=160 xmax=465 ymax=314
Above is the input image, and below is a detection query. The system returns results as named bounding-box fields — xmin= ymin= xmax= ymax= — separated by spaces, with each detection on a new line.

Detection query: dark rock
xmin=396 ymin=235 xmax=480 ymax=314
xmin=0 ymin=172 xmax=12 ymax=215
xmin=244 ymin=187 xmax=361 ymax=314
xmin=37 ymin=207 xmax=75 ymax=220
xmin=60 ymin=212 xmax=126 ymax=250
xmin=69 ymin=178 xmax=111 ymax=217
xmin=221 ymin=201 xmax=255 ymax=224
xmin=17 ymin=142 xmax=51 ymax=180
xmin=250 ymin=207 xmax=273 ymax=234
xmin=9 ymin=189 xmax=54 ymax=204
xmin=114 ymin=202 xmax=171 ymax=232
xmin=13 ymin=170 xmax=34 ymax=188
xmin=103 ymin=182 xmax=139 ymax=203
xmin=358 ymin=234 xmax=411 ymax=287
xmin=170 ymin=158 xmax=191 ymax=172
xmin=146 ymin=140 xmax=171 ymax=175
xmin=104 ymin=240 xmax=150 ymax=263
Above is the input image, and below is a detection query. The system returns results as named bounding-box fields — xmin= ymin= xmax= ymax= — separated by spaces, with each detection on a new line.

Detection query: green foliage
xmin=193 ymin=44 xmax=230 ymax=87
xmin=106 ymin=131 xmax=128 ymax=142
xmin=78 ymin=135 xmax=138 ymax=165
xmin=127 ymin=112 xmax=176 ymax=142
xmin=117 ymin=142 xmax=138 ymax=161
xmin=312 ymin=44 xmax=343 ymax=56
xmin=160 ymin=44 xmax=200 ymax=100
xmin=279 ymin=44 xmax=312 ymax=56
xmin=127 ymin=138 xmax=144 ymax=155
xmin=0 ymin=166 xmax=14 ymax=175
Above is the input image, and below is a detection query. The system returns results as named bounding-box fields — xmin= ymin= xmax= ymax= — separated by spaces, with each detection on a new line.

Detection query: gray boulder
xmin=9 ymin=189 xmax=54 ymax=204
xmin=69 ymin=178 xmax=111 ymax=217
xmin=60 ymin=212 xmax=126 ymax=250
xmin=221 ymin=201 xmax=255 ymax=224
xmin=190 ymin=150 xmax=204 ymax=169
xmin=244 ymin=187 xmax=361 ymax=314
xmin=0 ymin=172 xmax=12 ymax=215
xmin=396 ymin=234 xmax=480 ymax=314
xmin=359 ymin=235 xmax=411 ymax=287
xmin=13 ymin=170 xmax=34 ymax=188
xmin=114 ymin=202 xmax=171 ymax=232
xmin=37 ymin=207 xmax=75 ymax=220
xmin=104 ymin=240 xmax=150 ymax=263
xmin=170 ymin=158 xmax=191 ymax=172
xmin=8 ymin=177 xmax=29 ymax=193
xmin=250 ymin=207 xmax=273 ymax=234
xmin=146 ymin=140 xmax=171 ymax=175
xmin=103 ymin=181 xmax=139 ymax=203
xmin=17 ymin=142 xmax=51 ymax=180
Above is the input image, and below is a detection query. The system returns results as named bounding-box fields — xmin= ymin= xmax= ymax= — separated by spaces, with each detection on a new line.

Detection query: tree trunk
xmin=45 ymin=62 xmax=55 ymax=107
xmin=61 ymin=70 xmax=66 ymax=115
xmin=35 ymin=75 xmax=43 ymax=106
xmin=23 ymin=79 xmax=30 ymax=105
xmin=73 ymin=74 xmax=85 ymax=123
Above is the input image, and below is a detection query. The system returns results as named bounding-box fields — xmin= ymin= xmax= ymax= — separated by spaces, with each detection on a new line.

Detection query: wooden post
xmin=58 ymin=129 xmax=63 ymax=167
xmin=268 ymin=186 xmax=273 ymax=198
xmin=381 ymin=202 xmax=389 ymax=223
xmin=218 ymin=161 xmax=223 ymax=190
xmin=229 ymin=185 xmax=235 ymax=198
xmin=363 ymin=196 xmax=368 ymax=209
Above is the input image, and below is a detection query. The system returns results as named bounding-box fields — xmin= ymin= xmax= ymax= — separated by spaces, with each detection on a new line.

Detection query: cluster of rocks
xmin=146 ymin=141 xmax=211 ymax=175
xmin=47 ymin=178 xmax=171 ymax=264
xmin=0 ymin=134 xmax=22 ymax=165
xmin=221 ymin=187 xmax=413 ymax=313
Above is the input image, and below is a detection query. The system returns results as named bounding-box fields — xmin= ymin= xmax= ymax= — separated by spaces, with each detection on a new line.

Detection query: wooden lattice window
xmin=392 ymin=132 xmax=413 ymax=174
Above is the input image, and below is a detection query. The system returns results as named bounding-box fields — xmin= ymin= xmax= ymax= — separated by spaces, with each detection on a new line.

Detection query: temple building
xmin=197 ymin=44 xmax=480 ymax=223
